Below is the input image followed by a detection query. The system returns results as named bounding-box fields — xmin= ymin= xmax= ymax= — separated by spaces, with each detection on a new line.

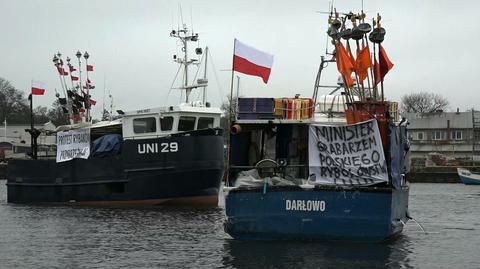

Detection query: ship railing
xmin=229 ymin=163 xmax=310 ymax=183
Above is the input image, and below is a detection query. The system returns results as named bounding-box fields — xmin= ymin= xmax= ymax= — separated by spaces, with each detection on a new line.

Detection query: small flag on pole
xmin=86 ymin=64 xmax=94 ymax=71
xmin=89 ymin=99 xmax=97 ymax=106
xmin=69 ymin=65 xmax=77 ymax=72
xmin=31 ymin=80 xmax=46 ymax=95
xmin=233 ymin=39 xmax=274 ymax=84
xmin=71 ymin=76 xmax=79 ymax=81
xmin=57 ymin=67 xmax=67 ymax=76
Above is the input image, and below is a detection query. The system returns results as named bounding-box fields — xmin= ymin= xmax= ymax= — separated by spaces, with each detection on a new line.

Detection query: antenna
xmin=102 ymin=73 xmax=106 ymax=119
xmin=190 ymin=6 xmax=194 ymax=34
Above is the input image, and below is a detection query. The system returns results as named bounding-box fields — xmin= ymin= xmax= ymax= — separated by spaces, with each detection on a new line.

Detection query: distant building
xmin=404 ymin=110 xmax=479 ymax=170
xmin=0 ymin=122 xmax=56 ymax=159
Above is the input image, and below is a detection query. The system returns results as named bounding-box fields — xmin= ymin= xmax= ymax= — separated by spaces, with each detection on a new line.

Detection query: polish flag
xmin=31 ymin=80 xmax=46 ymax=95
xmin=71 ymin=75 xmax=79 ymax=81
xmin=86 ymin=64 xmax=93 ymax=71
xmin=89 ymin=99 xmax=97 ymax=105
xmin=233 ymin=39 xmax=273 ymax=83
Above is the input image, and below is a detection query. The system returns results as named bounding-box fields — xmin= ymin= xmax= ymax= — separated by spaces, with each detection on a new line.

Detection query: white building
xmin=404 ymin=110 xmax=479 ymax=170
xmin=0 ymin=121 xmax=56 ymax=159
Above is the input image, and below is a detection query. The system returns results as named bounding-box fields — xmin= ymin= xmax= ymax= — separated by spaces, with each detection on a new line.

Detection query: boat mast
xmin=170 ymin=22 xmax=207 ymax=104
xmin=170 ymin=24 xmax=200 ymax=103
xmin=202 ymin=46 xmax=208 ymax=104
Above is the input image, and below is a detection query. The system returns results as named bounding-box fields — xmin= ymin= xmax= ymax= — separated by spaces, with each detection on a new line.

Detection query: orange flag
xmin=374 ymin=45 xmax=394 ymax=86
xmin=379 ymin=45 xmax=394 ymax=80
xmin=355 ymin=46 xmax=372 ymax=83
xmin=335 ymin=42 xmax=355 ymax=87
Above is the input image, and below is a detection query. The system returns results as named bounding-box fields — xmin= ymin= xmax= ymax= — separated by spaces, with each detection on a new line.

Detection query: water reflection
xmin=222 ymin=235 xmax=413 ymax=268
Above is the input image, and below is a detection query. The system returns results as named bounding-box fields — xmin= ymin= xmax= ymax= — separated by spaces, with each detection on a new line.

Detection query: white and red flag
xmin=233 ymin=39 xmax=273 ymax=83
xmin=31 ymin=80 xmax=46 ymax=95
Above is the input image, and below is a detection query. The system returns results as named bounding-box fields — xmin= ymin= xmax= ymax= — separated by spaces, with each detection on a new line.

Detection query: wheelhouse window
xmin=432 ymin=131 xmax=446 ymax=140
xmin=451 ymin=130 xmax=463 ymax=140
xmin=160 ymin=116 xmax=174 ymax=131
xmin=133 ymin=117 xmax=156 ymax=133
xmin=197 ymin=117 xmax=214 ymax=129
xmin=178 ymin=116 xmax=196 ymax=131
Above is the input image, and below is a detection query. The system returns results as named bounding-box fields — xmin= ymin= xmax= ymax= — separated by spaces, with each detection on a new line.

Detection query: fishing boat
xmin=457 ymin=168 xmax=480 ymax=185
xmin=6 ymin=24 xmax=225 ymax=205
xmin=224 ymin=10 xmax=410 ymax=241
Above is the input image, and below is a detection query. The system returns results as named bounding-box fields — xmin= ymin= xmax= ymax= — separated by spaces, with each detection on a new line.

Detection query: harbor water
xmin=0 ymin=180 xmax=479 ymax=268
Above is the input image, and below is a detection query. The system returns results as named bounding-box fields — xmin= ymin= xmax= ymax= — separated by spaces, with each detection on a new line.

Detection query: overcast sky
xmin=1 ymin=0 xmax=477 ymax=118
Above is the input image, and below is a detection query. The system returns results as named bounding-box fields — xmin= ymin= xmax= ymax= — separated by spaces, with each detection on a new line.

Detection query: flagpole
xmin=3 ymin=117 xmax=6 ymax=142
xmin=345 ymin=39 xmax=362 ymax=101
xmin=226 ymin=39 xmax=236 ymax=187
xmin=376 ymin=14 xmax=385 ymax=102
xmin=360 ymin=11 xmax=373 ymax=100
xmin=76 ymin=51 xmax=84 ymax=122
xmin=29 ymin=79 xmax=37 ymax=159
xmin=84 ymin=51 xmax=91 ymax=122
xmin=371 ymin=31 xmax=378 ymax=100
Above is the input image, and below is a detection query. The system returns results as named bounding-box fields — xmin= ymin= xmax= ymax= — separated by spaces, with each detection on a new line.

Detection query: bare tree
xmin=0 ymin=77 xmax=31 ymax=123
xmin=401 ymin=92 xmax=449 ymax=114
xmin=33 ymin=105 xmax=50 ymax=123
xmin=47 ymin=100 xmax=69 ymax=126
xmin=220 ymin=94 xmax=240 ymax=131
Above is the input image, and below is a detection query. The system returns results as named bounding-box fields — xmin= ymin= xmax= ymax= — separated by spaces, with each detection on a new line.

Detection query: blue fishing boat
xmin=457 ymin=168 xmax=480 ymax=185
xmin=224 ymin=10 xmax=410 ymax=241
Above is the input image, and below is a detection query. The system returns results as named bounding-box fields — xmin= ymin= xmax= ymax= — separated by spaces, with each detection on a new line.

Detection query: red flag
xmin=335 ymin=42 xmax=355 ymax=87
xmin=69 ymin=65 xmax=77 ymax=72
xmin=355 ymin=46 xmax=372 ymax=83
xmin=233 ymin=39 xmax=274 ymax=84
xmin=87 ymin=79 xmax=92 ymax=83
xmin=71 ymin=76 xmax=79 ymax=81
xmin=379 ymin=45 xmax=394 ymax=81
xmin=89 ymin=99 xmax=97 ymax=105
xmin=57 ymin=67 xmax=67 ymax=76
xmin=86 ymin=64 xmax=93 ymax=71
xmin=31 ymin=80 xmax=46 ymax=95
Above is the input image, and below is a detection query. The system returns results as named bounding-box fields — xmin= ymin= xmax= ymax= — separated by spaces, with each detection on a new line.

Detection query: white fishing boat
xmin=457 ymin=168 xmax=480 ymax=185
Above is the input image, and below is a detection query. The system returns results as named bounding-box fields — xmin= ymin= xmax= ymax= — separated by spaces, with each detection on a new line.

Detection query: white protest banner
xmin=56 ymin=128 xmax=90 ymax=163
xmin=308 ymin=119 xmax=388 ymax=185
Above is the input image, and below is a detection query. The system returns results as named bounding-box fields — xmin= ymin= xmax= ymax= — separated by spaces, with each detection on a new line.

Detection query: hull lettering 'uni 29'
xmin=137 ymin=142 xmax=179 ymax=154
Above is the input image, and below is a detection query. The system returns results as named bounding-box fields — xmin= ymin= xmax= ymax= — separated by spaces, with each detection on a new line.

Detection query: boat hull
xmin=457 ymin=168 xmax=480 ymax=185
xmin=224 ymin=185 xmax=409 ymax=241
xmin=6 ymin=129 xmax=225 ymax=206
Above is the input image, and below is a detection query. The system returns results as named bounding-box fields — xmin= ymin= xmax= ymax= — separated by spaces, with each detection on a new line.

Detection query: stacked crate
xmin=237 ymin=98 xmax=275 ymax=120
xmin=274 ymin=97 xmax=314 ymax=120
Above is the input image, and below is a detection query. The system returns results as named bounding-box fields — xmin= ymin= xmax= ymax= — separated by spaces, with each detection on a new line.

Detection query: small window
xmin=197 ymin=117 xmax=214 ymax=129
xmin=417 ymin=132 xmax=424 ymax=140
xmin=133 ymin=117 xmax=156 ymax=133
xmin=432 ymin=131 xmax=445 ymax=140
xmin=451 ymin=130 xmax=463 ymax=140
xmin=160 ymin=116 xmax=174 ymax=131
xmin=178 ymin=116 xmax=196 ymax=131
